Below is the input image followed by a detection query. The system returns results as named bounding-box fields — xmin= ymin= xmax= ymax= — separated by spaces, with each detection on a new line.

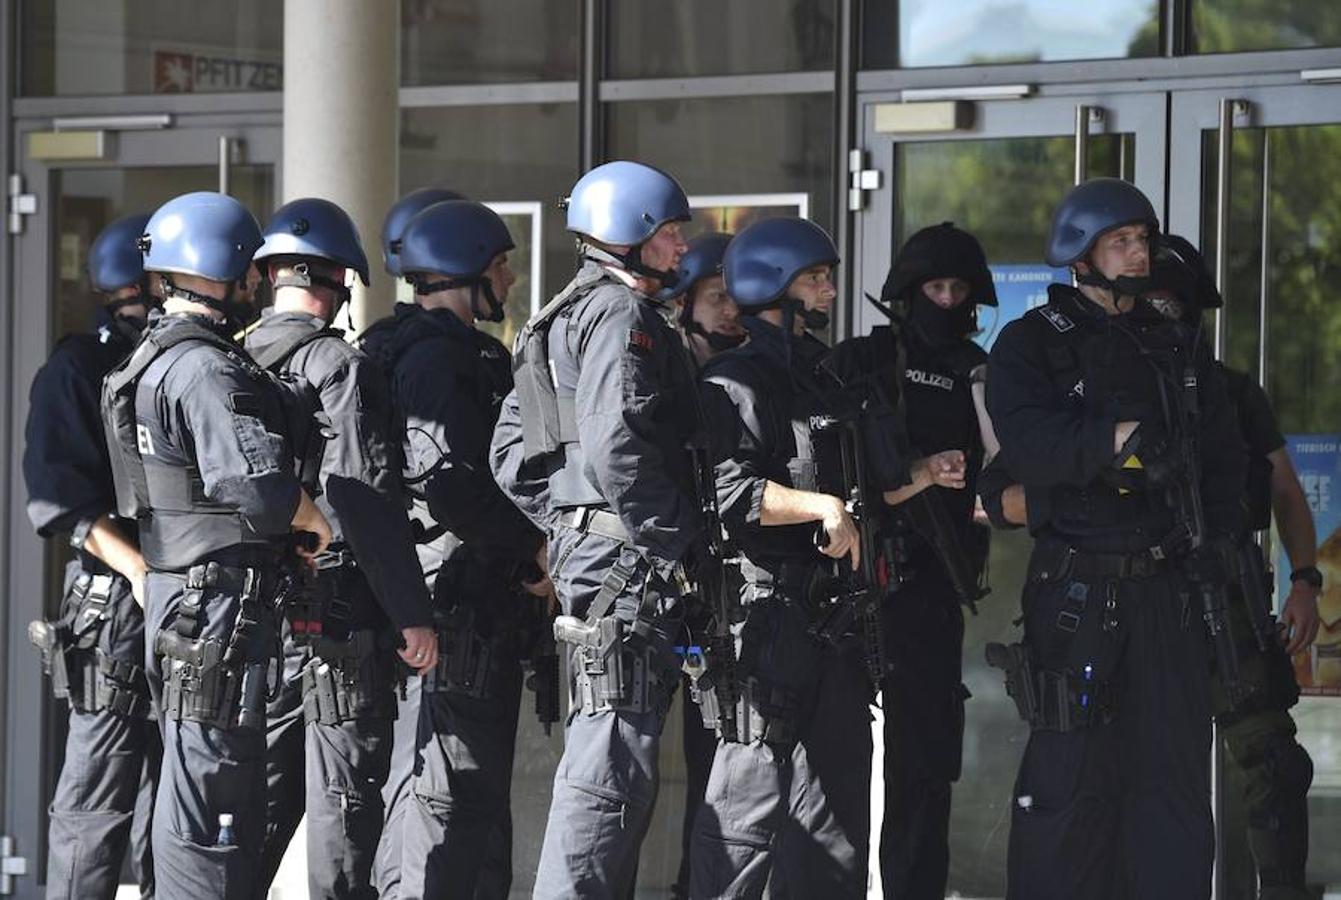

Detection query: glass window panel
xmin=1191 ymin=0 xmax=1341 ymax=54
xmin=605 ymin=94 xmax=835 ymax=238
xmin=21 ymin=0 xmax=282 ymax=96
xmin=401 ymin=0 xmax=577 ymax=85
xmin=1199 ymin=124 xmax=1341 ymax=434
xmin=861 ymin=0 xmax=1160 ymax=69
xmin=891 ymin=134 xmax=1130 ymax=896
xmin=399 ymin=103 xmax=577 ymax=355
xmin=607 ymin=0 xmax=835 ymax=78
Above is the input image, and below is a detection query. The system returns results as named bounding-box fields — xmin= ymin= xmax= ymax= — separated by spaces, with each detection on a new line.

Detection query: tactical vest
xmin=101 ymin=319 xmax=276 ymax=570
xmin=512 ymin=263 xmax=610 ymax=464
xmin=248 ymin=324 xmax=339 ymax=497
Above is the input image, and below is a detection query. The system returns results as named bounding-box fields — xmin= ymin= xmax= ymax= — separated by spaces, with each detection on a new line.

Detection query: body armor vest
xmin=102 ymin=318 xmax=275 ymax=569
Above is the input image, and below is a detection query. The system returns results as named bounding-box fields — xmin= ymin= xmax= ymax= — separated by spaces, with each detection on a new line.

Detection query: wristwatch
xmin=1289 ymin=566 xmax=1323 ymax=590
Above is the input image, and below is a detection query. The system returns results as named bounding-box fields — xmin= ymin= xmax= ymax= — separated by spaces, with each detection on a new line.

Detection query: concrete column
xmin=284 ymin=0 xmax=398 ymax=331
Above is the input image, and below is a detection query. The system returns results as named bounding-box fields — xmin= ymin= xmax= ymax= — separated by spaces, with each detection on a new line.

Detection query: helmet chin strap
xmin=160 ymin=273 xmax=235 ymax=318
xmin=409 ymin=273 xmax=505 ymax=323
xmin=271 ymin=261 xmax=353 ymax=312
xmin=581 ymin=242 xmax=679 ymax=290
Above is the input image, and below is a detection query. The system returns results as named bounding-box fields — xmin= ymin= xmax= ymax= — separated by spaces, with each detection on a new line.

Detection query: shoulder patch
xmin=628 ymin=329 xmax=654 ymax=353
xmin=1038 ymin=307 xmax=1075 ymax=333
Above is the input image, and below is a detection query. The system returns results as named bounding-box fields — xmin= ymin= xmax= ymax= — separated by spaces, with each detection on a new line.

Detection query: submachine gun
xmin=808 ymin=394 xmax=888 ymax=686
xmin=1152 ymin=336 xmax=1245 ymax=702
xmin=681 ymin=433 xmax=740 ymax=742
xmin=524 ymin=583 xmax=562 ymax=737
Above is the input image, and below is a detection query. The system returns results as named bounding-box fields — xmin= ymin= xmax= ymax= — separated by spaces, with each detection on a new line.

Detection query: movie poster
xmin=1276 ymin=434 xmax=1341 ymax=696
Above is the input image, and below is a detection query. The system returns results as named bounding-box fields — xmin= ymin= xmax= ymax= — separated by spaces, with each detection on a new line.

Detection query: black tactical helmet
xmin=1045 ymin=178 xmax=1158 ymax=268
xmin=1150 ymin=233 xmax=1222 ymax=311
xmin=881 ymin=221 xmax=997 ymax=307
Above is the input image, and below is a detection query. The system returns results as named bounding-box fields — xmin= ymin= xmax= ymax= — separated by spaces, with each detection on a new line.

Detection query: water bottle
xmin=216 ymin=812 xmax=236 ymax=848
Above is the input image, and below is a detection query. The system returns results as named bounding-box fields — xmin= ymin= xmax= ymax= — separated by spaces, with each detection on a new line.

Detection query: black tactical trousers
xmin=532 ymin=526 xmax=683 ymax=900
xmin=672 ymin=673 xmax=719 ymax=900
xmin=1006 ymin=547 xmax=1214 ymax=900
xmin=690 ymin=593 xmax=873 ymax=899
xmin=143 ymin=568 xmax=277 ymax=900
xmin=398 ymin=660 xmax=522 ymax=899
xmin=46 ymin=561 xmax=159 ymax=900
xmin=255 ymin=632 xmax=395 ymax=900
xmin=880 ymin=567 xmax=967 ymax=900
xmin=1210 ymin=587 xmax=1313 ymax=900
xmin=372 ymin=675 xmax=420 ymax=898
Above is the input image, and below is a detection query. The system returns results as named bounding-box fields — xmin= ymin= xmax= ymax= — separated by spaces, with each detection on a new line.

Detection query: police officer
xmin=854 ymin=222 xmax=996 ymax=899
xmin=985 ymin=179 xmax=1247 ymax=899
xmin=359 ymin=185 xmax=463 ymax=896
xmin=691 ymin=216 xmax=894 ymax=897
xmin=357 ymin=187 xmax=465 ymax=360
xmin=652 ymin=231 xmax=746 ymax=899
xmin=1145 ymin=237 xmax=1317 ymax=900
xmin=24 ymin=213 xmax=159 ymax=899
xmin=665 ymin=231 xmax=747 ymax=370
xmin=490 ymin=160 xmax=700 ymax=897
xmin=101 ymin=191 xmax=332 ymax=900
xmin=244 ymin=198 xmax=438 ymax=898
xmin=383 ymin=198 xmax=548 ymax=899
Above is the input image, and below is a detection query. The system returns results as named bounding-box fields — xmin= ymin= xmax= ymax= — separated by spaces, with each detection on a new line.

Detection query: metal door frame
xmin=853 ymin=89 xmax=1168 ymax=338
xmin=2 ymin=114 xmax=279 ymax=898
xmin=1169 ymin=81 xmax=1341 ymax=371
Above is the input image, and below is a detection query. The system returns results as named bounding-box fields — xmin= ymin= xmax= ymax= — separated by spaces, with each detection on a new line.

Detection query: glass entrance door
xmin=856 ymin=90 xmax=1167 ymax=897
xmin=3 ymin=119 xmax=278 ymax=896
xmin=1170 ymin=81 xmax=1341 ymax=899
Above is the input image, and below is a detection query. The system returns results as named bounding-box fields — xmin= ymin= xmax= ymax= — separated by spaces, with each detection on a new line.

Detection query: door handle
xmin=1213 ymin=98 xmax=1249 ymax=359
xmin=1072 ymin=105 xmax=1105 ymax=185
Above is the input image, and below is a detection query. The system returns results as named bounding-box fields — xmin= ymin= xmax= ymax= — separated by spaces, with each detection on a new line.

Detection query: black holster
xmin=155 ymin=561 xmax=273 ymax=731
xmin=986 ymin=641 xmax=1115 ymax=732
xmin=29 ymin=572 xmax=150 ymax=717
xmin=300 ymin=629 xmax=398 ymax=725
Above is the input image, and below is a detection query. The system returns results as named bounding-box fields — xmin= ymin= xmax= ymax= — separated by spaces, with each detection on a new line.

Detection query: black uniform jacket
xmin=703 ymin=316 xmax=835 ymax=567
xmin=986 ymin=284 xmax=1246 ymax=554
xmin=388 ymin=304 xmax=543 ymax=584
xmin=245 ymin=310 xmax=432 ymax=631
xmin=24 ymin=327 xmax=134 ymax=552
xmin=523 ymin=260 xmax=704 ymax=570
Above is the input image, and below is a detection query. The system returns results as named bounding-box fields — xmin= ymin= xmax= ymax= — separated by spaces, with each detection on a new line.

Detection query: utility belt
xmin=556 ymin=506 xmax=630 ymax=543
xmin=986 ymin=641 xmax=1116 ymax=732
xmin=1035 ymin=542 xmax=1176 ymax=584
xmin=284 ymin=550 xmax=370 ymax=645
xmin=28 ymin=572 xmax=152 ymax=718
xmin=153 ymin=559 xmax=276 ymax=732
xmin=552 ymin=550 xmax=679 ymax=717
xmin=425 ymin=601 xmax=517 ymax=700
xmin=300 ymin=628 xmax=399 ymax=725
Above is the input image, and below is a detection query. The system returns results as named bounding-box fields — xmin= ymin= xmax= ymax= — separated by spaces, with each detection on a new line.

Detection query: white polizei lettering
xmin=136 ymin=424 xmax=156 ymax=456
xmin=905 ymin=369 xmax=955 ymax=391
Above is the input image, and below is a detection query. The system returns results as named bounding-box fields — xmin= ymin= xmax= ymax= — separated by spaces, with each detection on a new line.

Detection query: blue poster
xmin=1276 ymin=434 xmax=1341 ymax=696
xmin=974 ymin=264 xmax=1071 ymax=350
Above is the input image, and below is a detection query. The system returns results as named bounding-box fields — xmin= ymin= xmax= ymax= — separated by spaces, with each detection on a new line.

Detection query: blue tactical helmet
xmin=87 ymin=213 xmax=151 ymax=293
xmin=658 ymin=231 xmax=732 ymax=301
xmin=723 ymin=217 xmax=839 ymax=310
xmin=140 ymin=191 xmax=263 ymax=283
xmin=564 ymin=160 xmax=690 ymax=247
xmin=399 ymin=200 xmax=516 ymax=322
xmin=254 ymin=197 xmax=370 ymax=285
xmin=1045 ymin=178 xmax=1159 ymax=267
xmin=381 ymin=187 xmax=465 ymax=276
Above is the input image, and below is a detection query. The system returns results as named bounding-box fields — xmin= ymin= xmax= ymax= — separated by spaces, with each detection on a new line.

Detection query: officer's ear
xmin=1073 ymin=260 xmax=1092 ymax=277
